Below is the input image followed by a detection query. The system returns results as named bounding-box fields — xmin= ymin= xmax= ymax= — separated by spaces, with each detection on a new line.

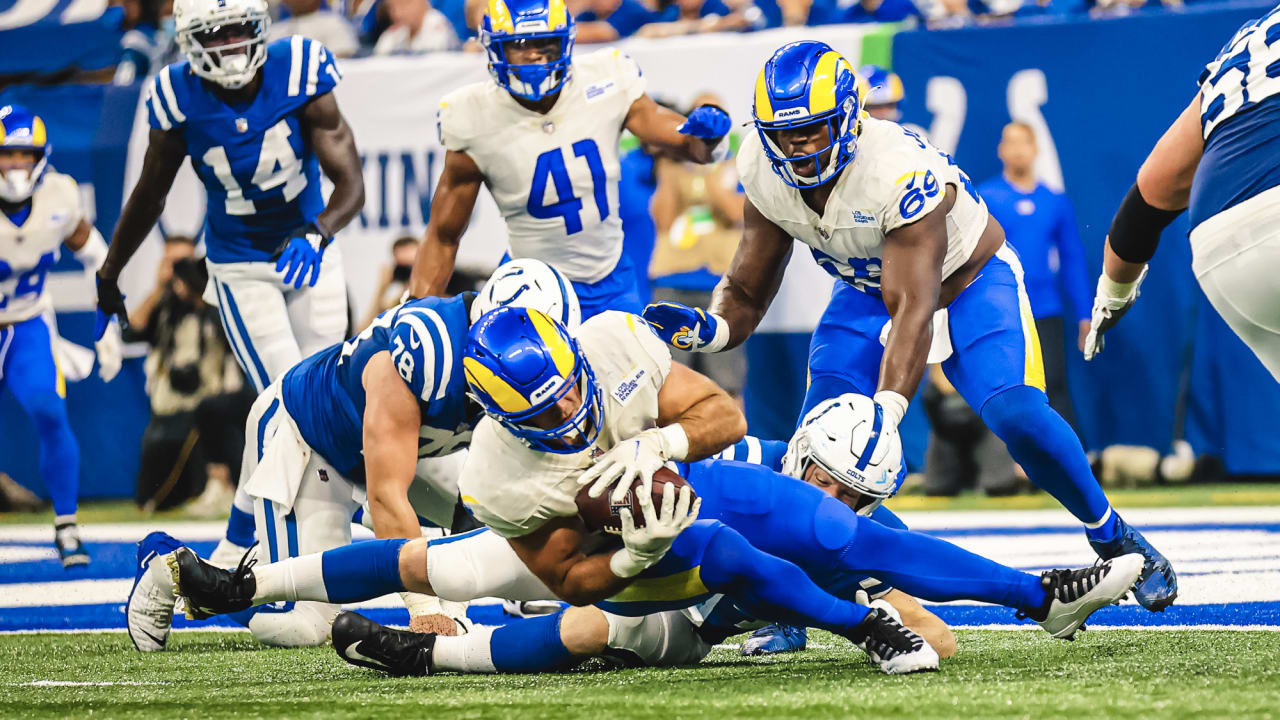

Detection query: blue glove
xmin=94 ymin=274 xmax=128 ymax=341
xmin=641 ymin=302 xmax=728 ymax=353
xmin=272 ymin=222 xmax=330 ymax=289
xmin=677 ymin=104 xmax=731 ymax=141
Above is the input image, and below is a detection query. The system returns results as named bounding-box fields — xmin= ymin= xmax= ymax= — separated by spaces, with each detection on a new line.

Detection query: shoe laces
xmin=228 ymin=542 xmax=259 ymax=593
xmin=1043 ymin=563 xmax=1109 ymax=604
xmin=857 ymin=610 xmax=921 ymax=659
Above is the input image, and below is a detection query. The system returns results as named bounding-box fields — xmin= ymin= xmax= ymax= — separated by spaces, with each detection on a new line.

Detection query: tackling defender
xmin=0 ymin=105 xmax=122 ymax=567
xmin=408 ymin=0 xmax=731 ymax=317
xmin=642 ymin=41 xmax=1178 ymax=611
xmin=1084 ymin=6 xmax=1280 ymax=381
xmin=94 ymin=0 xmax=365 ymax=570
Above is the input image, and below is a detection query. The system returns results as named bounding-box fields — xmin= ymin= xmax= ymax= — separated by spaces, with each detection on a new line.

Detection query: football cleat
xmin=740 ymin=624 xmax=808 ymax=656
xmin=1089 ymin=516 xmax=1178 ymax=612
xmin=168 ymin=544 xmax=257 ymax=620
xmin=127 ymin=531 xmax=184 ymax=651
xmin=54 ymin=522 xmax=90 ymax=569
xmin=846 ymin=608 xmax=939 ymax=675
xmin=333 ymin=611 xmax=436 ymax=677
xmin=1020 ymin=553 xmax=1144 ymax=639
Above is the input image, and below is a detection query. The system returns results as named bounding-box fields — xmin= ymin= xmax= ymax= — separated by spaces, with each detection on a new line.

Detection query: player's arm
xmin=361 ymin=351 xmax=426 ymax=540
xmin=877 ymin=190 xmax=950 ymax=427
xmin=657 ymin=361 xmax=746 ymax=461
xmin=506 ymin=517 xmax=634 ymax=606
xmin=1084 ymin=93 xmax=1201 ymax=360
xmin=407 ymin=150 xmax=484 ymax=298
xmin=624 ymin=94 xmax=728 ymax=165
xmin=303 ymin=92 xmax=364 ymax=238
xmin=644 ymin=197 xmax=791 ymax=353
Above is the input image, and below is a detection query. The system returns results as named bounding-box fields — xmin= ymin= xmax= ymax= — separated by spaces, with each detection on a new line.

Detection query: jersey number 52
xmin=527 ymin=139 xmax=609 ymax=235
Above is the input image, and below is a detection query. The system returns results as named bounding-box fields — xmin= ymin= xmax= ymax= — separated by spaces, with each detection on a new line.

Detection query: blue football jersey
xmin=711 ymin=436 xmax=788 ymax=471
xmin=145 ymin=36 xmax=341 ymax=263
xmin=280 ymin=294 xmax=478 ymax=479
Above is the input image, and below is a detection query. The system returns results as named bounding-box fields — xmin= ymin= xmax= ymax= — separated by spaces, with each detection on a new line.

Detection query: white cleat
xmin=848 ymin=608 xmax=940 ymax=675
xmin=1027 ymin=553 xmax=1144 ymax=639
xmin=126 ymin=532 xmax=184 ymax=651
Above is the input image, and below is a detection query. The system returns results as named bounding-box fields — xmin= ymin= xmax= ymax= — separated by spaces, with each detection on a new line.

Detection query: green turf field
xmin=4 ymin=629 xmax=1278 ymax=719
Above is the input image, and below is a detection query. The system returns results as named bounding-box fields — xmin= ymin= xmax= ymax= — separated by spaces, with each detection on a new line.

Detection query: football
xmin=576 ymin=465 xmax=694 ymax=533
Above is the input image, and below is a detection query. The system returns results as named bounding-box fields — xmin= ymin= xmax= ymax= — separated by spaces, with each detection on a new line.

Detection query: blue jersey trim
xmin=256 ymin=397 xmax=280 ymax=462
xmin=1191 ymin=96 xmax=1280 ymax=228
xmin=263 ymin=499 xmax=280 ymax=563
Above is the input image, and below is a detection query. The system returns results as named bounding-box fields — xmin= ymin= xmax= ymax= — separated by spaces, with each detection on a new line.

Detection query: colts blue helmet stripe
xmin=218 ymin=281 xmax=271 ymax=391
xmin=256 ymin=397 xmax=281 ymax=462
xmin=854 ymin=402 xmax=885 ymax=471
xmin=263 ymin=499 xmax=280 ymax=562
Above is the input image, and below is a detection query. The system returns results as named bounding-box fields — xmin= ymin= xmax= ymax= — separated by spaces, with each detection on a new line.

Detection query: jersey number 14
xmin=527 ymin=139 xmax=609 ymax=235
xmin=202 ymin=120 xmax=307 ymax=216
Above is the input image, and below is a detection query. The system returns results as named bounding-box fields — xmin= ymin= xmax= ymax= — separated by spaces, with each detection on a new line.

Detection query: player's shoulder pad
xmin=858 ymin=119 xmax=947 ymax=228
xmin=580 ymin=310 xmax=672 ymax=378
xmin=271 ymin=35 xmax=343 ymax=104
xmin=37 ymin=171 xmax=84 ymax=221
xmin=577 ymin=47 xmax=645 ymax=100
xmin=387 ymin=300 xmax=464 ymax=403
xmin=734 ymin=131 xmax=772 ymax=205
xmin=145 ymin=64 xmax=194 ymax=132
xmin=436 ymin=82 xmax=494 ymax=150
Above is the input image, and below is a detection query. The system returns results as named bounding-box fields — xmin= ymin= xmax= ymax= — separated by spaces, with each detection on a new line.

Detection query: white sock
xmin=252 ymin=554 xmax=328 ymax=604
xmin=431 ymin=626 xmax=496 ymax=673
xmin=1083 ymin=506 xmax=1114 ymax=530
xmin=54 ymin=514 xmax=77 ymax=527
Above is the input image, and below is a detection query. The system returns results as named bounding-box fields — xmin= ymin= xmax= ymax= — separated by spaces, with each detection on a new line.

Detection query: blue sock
xmin=1083 ymin=509 xmax=1123 ymax=544
xmin=224 ymin=505 xmax=256 ymax=548
xmin=320 ymin=539 xmax=408 ymax=603
xmin=982 ymin=385 xmax=1112 ymax=525
xmin=489 ymin=612 xmax=578 ymax=672
xmin=698 ymin=523 xmax=870 ymax=636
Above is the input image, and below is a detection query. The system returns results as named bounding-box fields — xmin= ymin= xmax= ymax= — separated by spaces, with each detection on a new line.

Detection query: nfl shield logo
xmin=235 ymin=118 xmax=248 ymax=133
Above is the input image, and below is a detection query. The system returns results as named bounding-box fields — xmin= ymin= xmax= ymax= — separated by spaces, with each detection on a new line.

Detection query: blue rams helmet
xmin=0 ymin=105 xmax=51 ymax=204
xmin=753 ymin=41 xmax=861 ymax=188
xmin=463 ymin=306 xmax=603 ymax=454
xmin=480 ymin=0 xmax=576 ymax=101
xmin=857 ymin=65 xmax=904 ymax=120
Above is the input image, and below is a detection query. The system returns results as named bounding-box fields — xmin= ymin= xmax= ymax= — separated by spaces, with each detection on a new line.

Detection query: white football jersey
xmin=0 ymin=172 xmax=80 ymax=325
xmin=737 ymin=116 xmax=988 ymax=296
xmin=458 ymin=311 xmax=672 ymax=538
xmin=1199 ymin=7 xmax=1280 ymax=139
xmin=437 ymin=48 xmax=646 ymax=284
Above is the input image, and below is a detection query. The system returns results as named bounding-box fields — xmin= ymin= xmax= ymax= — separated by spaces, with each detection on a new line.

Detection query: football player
xmin=0 ymin=105 xmax=121 ymax=568
xmin=126 ymin=259 xmax=576 ymax=651
xmin=1084 ymin=7 xmax=1280 ymax=381
xmin=641 ymin=41 xmax=1178 ymax=612
xmin=165 ymin=308 xmax=1141 ymax=677
xmin=408 ymin=0 xmax=731 ymax=318
xmin=94 ymin=0 xmax=365 ymax=570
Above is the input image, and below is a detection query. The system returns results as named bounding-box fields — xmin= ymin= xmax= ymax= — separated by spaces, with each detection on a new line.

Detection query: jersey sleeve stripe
xmin=305 ymin=39 xmax=322 ymax=96
xmin=288 ymin=35 xmax=305 ymax=97
xmin=744 ymin=435 xmax=763 ymax=465
xmin=423 ymin=308 xmax=453 ymax=401
xmin=398 ymin=312 xmax=440 ymax=403
xmin=146 ymin=81 xmax=173 ymax=131
xmin=158 ymin=67 xmax=186 ymax=123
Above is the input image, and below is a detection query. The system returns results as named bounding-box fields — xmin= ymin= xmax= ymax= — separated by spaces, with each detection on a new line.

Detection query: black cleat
xmin=1019 ymin=554 xmax=1143 ymax=639
xmin=167 ymin=545 xmax=257 ymax=620
xmin=333 ymin=611 xmax=436 ymax=677
xmin=846 ymin=608 xmax=939 ymax=675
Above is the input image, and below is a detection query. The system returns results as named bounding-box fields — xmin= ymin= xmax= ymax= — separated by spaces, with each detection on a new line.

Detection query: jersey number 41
xmin=527 ymin=139 xmax=609 ymax=235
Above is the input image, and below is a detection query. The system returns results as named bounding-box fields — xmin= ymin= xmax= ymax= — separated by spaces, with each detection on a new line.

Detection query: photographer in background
xmin=125 ymin=237 xmax=250 ymax=513
xmin=362 ymin=235 xmax=421 ymax=327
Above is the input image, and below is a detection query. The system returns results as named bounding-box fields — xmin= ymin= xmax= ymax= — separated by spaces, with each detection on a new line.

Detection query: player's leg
xmin=283 ymin=242 xmax=350 ymax=358
xmin=1193 ymin=222 xmax=1280 ymax=381
xmin=797 ymin=281 xmax=886 ymax=419
xmin=2 ymin=317 xmax=84 ymax=567
xmin=944 ymin=244 xmax=1176 ymax=610
xmin=570 ymin=252 xmax=645 ymax=319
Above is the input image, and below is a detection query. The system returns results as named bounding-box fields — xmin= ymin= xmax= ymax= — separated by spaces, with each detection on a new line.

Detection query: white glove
xmin=856 ymin=589 xmax=901 ymax=624
xmin=609 ymin=482 xmax=700 ymax=578
xmin=1083 ymin=266 xmax=1148 ymax=362
xmin=94 ymin=319 xmax=122 ymax=382
xmin=580 ymin=425 xmax=689 ymax=504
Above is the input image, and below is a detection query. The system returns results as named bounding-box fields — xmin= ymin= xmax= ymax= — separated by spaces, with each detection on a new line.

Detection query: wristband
xmin=609 ymin=548 xmax=650 ymax=578
xmin=657 ymin=424 xmax=690 ymax=462
xmin=873 ymin=390 xmax=910 ymax=430
xmin=1098 ymin=269 xmax=1144 ymax=301
xmin=705 ymin=311 xmax=730 ymax=353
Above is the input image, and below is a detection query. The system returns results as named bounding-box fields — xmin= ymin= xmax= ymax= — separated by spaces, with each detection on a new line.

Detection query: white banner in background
xmin=122 ymin=25 xmax=873 ymax=328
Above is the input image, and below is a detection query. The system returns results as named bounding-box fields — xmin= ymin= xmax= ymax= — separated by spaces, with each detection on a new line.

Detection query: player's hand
xmin=95 ymin=319 xmax=123 ymax=382
xmin=1083 ymin=265 xmax=1148 ymax=361
xmin=610 ymin=482 xmax=700 ymax=577
xmin=580 ymin=428 xmax=673 ymax=503
xmin=272 ymin=222 xmax=330 ymax=289
xmin=678 ymin=104 xmax=731 ymax=162
xmin=642 ymin=302 xmax=728 ymax=353
xmin=94 ymin=273 xmax=128 ymax=341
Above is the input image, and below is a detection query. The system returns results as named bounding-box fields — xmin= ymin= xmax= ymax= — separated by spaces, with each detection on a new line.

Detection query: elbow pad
xmin=73 ymin=226 xmax=109 ymax=272
xmin=1107 ymin=183 xmax=1184 ymax=264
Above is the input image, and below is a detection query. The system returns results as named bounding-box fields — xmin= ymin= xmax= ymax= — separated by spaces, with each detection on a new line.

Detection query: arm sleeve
xmin=1054 ymin=195 xmax=1093 ymax=323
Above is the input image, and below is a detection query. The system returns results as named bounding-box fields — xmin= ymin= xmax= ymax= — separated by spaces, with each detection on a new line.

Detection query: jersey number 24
xmin=527 ymin=139 xmax=608 ymax=235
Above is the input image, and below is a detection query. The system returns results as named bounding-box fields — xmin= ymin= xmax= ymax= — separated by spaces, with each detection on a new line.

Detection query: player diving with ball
xmin=642 ymin=41 xmax=1179 ymax=613
xmin=166 ymin=306 xmax=1143 ymax=676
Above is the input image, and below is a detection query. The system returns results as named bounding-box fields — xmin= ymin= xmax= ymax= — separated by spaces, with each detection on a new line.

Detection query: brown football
xmin=576 ymin=465 xmax=694 ymax=534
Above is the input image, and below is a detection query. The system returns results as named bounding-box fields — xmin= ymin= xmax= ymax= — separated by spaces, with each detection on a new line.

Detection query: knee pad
xmin=249 ymin=601 xmax=338 ymax=648
xmin=426 ymin=530 xmax=556 ymax=603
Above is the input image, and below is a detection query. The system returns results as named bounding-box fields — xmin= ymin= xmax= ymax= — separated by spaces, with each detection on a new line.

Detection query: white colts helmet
xmin=173 ymin=0 xmax=270 ymax=90
xmin=471 ymin=258 xmax=582 ymax=328
xmin=782 ymin=393 xmax=905 ymax=515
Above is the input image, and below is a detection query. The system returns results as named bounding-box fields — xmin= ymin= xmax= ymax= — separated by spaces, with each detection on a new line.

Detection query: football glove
xmin=678 ymin=104 xmax=732 ymax=162
xmin=272 ymin=222 xmax=332 ymax=289
xmin=1083 ymin=265 xmax=1148 ymax=361
xmin=609 ymin=481 xmax=700 ymax=578
xmin=95 ymin=319 xmax=123 ymax=382
xmin=642 ymin=301 xmax=729 ymax=353
xmin=579 ymin=426 xmax=687 ymax=503
xmin=94 ymin=273 xmax=128 ymax=340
